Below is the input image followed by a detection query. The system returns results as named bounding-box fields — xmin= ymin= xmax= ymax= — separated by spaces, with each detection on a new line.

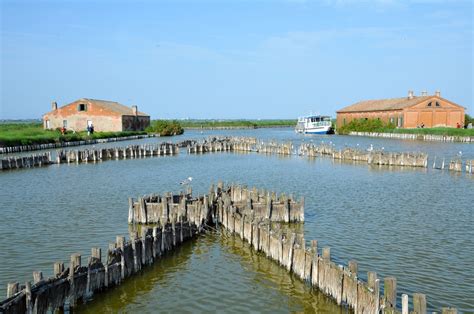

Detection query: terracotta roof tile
xmin=337 ymin=96 xmax=432 ymax=113
xmin=81 ymin=98 xmax=149 ymax=116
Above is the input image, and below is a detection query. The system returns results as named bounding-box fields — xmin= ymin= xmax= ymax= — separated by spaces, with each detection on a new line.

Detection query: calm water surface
xmin=0 ymin=128 xmax=473 ymax=312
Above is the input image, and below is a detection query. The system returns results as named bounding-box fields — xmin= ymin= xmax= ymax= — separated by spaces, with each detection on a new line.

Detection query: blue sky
xmin=1 ymin=0 xmax=472 ymax=119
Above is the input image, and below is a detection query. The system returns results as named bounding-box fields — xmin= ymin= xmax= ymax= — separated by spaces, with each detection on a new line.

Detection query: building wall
xmin=336 ymin=110 xmax=404 ymax=129
xmin=402 ymin=98 xmax=465 ymax=128
xmin=43 ymin=100 xmax=150 ymax=132
xmin=337 ymin=97 xmax=465 ymax=129
xmin=122 ymin=115 xmax=151 ymax=131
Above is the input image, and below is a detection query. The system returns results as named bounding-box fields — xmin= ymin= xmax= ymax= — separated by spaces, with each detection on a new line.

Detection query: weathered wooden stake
xmin=384 ymin=276 xmax=397 ymax=309
xmin=413 ymin=293 xmax=427 ymax=314
xmin=25 ymin=281 xmax=32 ymax=313
xmin=32 ymin=271 xmax=43 ymax=284
xmin=6 ymin=282 xmax=19 ymax=298
xmin=322 ymin=247 xmax=331 ymax=261
xmin=54 ymin=262 xmax=64 ymax=277
xmin=91 ymin=247 xmax=102 ymax=262
xmin=348 ymin=260 xmax=358 ymax=276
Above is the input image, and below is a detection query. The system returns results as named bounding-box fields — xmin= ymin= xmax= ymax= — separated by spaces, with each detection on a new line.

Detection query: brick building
xmin=43 ymin=98 xmax=150 ymax=132
xmin=336 ymin=91 xmax=465 ymax=129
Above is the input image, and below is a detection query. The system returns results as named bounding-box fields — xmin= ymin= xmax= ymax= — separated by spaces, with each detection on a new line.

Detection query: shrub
xmin=146 ymin=120 xmax=184 ymax=136
xmin=337 ymin=118 xmax=396 ymax=134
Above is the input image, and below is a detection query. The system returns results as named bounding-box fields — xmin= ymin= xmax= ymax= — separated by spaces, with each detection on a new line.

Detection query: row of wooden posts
xmin=2 ymin=137 xmax=473 ymax=175
xmin=300 ymin=143 xmax=429 ymax=168
xmin=128 ymin=183 xmax=305 ymax=225
xmin=349 ymin=131 xmax=474 ymax=143
xmin=214 ymin=183 xmax=457 ymax=314
xmin=0 ymin=153 xmax=52 ymax=171
xmin=0 ymin=183 xmax=459 ymax=313
xmin=0 ymin=143 xmax=180 ymax=171
xmin=0 ymin=198 xmax=208 ymax=313
xmin=0 ymin=134 xmax=157 ymax=155
xmin=55 ymin=143 xmax=179 ymax=164
xmin=188 ymin=137 xmax=473 ymax=173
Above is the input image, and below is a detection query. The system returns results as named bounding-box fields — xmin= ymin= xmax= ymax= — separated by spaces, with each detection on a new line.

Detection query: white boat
xmin=295 ymin=115 xmax=333 ymax=134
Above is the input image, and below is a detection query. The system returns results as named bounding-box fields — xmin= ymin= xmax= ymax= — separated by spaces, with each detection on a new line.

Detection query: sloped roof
xmin=337 ymin=96 xmax=433 ymax=113
xmin=80 ymin=98 xmax=149 ymax=116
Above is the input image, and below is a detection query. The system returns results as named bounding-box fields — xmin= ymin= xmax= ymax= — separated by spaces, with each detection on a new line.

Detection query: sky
xmin=0 ymin=0 xmax=472 ymax=119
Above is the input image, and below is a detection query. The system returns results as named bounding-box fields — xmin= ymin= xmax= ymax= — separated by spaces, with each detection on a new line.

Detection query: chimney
xmin=421 ymin=91 xmax=428 ymax=96
xmin=408 ymin=90 xmax=414 ymax=100
xmin=132 ymin=105 xmax=138 ymax=116
xmin=435 ymin=90 xmax=441 ymax=97
xmin=51 ymin=101 xmax=58 ymax=111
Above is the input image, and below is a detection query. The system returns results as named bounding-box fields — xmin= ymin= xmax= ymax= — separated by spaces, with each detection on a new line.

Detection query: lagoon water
xmin=0 ymin=128 xmax=473 ymax=312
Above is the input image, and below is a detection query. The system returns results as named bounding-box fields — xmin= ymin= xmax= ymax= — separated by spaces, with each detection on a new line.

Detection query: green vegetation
xmin=146 ymin=120 xmax=184 ymax=136
xmin=0 ymin=122 xmax=146 ymax=147
xmin=337 ymin=119 xmax=396 ymax=134
xmin=337 ymin=118 xmax=474 ymax=136
xmin=465 ymin=113 xmax=473 ymax=127
xmin=178 ymin=119 xmax=296 ymax=129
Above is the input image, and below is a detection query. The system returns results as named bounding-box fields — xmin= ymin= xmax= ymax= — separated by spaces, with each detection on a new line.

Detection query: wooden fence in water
xmin=349 ymin=131 xmax=474 ymax=143
xmin=0 ymin=195 xmax=207 ymax=313
xmin=0 ymin=143 xmax=179 ymax=171
xmin=0 ymin=153 xmax=51 ymax=171
xmin=188 ymin=137 xmax=474 ymax=174
xmin=215 ymin=183 xmax=458 ymax=314
xmin=0 ymin=183 xmax=459 ymax=313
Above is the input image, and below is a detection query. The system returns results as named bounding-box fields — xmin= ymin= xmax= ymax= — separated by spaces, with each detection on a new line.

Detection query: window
xmin=390 ymin=117 xmax=395 ymax=124
xmin=78 ymin=103 xmax=87 ymax=111
xmin=398 ymin=117 xmax=404 ymax=127
xmin=343 ymin=118 xmax=346 ymax=126
xmin=63 ymin=120 xmax=67 ymax=128
xmin=436 ymin=102 xmax=440 ymax=107
xmin=427 ymin=102 xmax=432 ymax=107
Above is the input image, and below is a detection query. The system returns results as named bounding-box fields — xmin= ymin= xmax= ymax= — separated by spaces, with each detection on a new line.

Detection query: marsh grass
xmin=0 ymin=122 xmax=146 ymax=147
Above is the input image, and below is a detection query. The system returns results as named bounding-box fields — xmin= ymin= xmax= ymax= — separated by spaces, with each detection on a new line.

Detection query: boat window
xmin=427 ymin=102 xmax=432 ymax=107
xmin=436 ymin=102 xmax=440 ymax=107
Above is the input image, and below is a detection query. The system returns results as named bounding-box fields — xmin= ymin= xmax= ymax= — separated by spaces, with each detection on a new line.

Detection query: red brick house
xmin=336 ymin=91 xmax=465 ymax=129
xmin=43 ymin=98 xmax=150 ymax=132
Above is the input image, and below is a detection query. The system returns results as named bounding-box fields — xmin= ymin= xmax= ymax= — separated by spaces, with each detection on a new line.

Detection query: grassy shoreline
xmin=0 ymin=122 xmax=147 ymax=147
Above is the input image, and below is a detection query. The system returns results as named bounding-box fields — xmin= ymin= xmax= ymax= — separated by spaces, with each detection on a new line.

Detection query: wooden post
xmin=348 ymin=260 xmax=358 ymax=276
xmin=413 ymin=293 xmax=427 ymax=314
xmin=6 ymin=282 xmax=19 ymax=298
xmin=128 ymin=197 xmax=134 ymax=224
xmin=116 ymin=236 xmax=126 ymax=279
xmin=54 ymin=262 xmax=64 ymax=277
xmin=368 ymin=271 xmax=377 ymax=290
xmin=441 ymin=308 xmax=457 ymax=314
xmin=25 ymin=281 xmax=32 ymax=313
xmin=91 ymin=247 xmax=102 ymax=262
xmin=384 ymin=276 xmax=397 ymax=309
xmin=402 ymin=294 xmax=408 ymax=314
xmin=322 ymin=247 xmax=330 ymax=261
xmin=33 ymin=271 xmax=43 ymax=284
xmin=70 ymin=253 xmax=81 ymax=271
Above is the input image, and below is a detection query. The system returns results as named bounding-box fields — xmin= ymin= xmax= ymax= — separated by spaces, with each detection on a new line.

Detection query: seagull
xmin=458 ymin=151 xmax=462 ymax=157
xmin=367 ymin=144 xmax=374 ymax=152
xmin=180 ymin=177 xmax=193 ymax=185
